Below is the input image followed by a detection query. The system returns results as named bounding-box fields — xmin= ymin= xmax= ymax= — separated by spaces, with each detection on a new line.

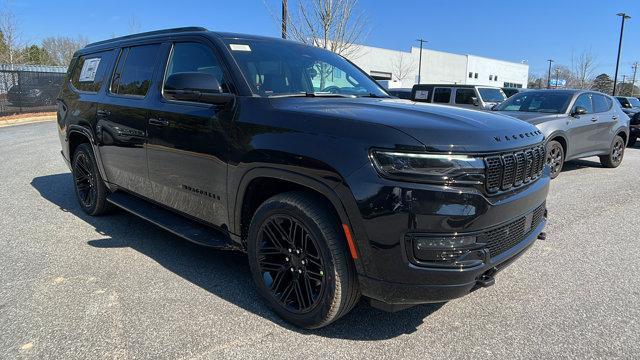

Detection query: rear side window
xmin=592 ymin=94 xmax=612 ymax=113
xmin=111 ymin=44 xmax=160 ymax=97
xmin=433 ymin=88 xmax=451 ymax=103
xmin=164 ymin=42 xmax=229 ymax=94
xmin=70 ymin=51 xmax=112 ymax=93
xmin=455 ymin=88 xmax=476 ymax=104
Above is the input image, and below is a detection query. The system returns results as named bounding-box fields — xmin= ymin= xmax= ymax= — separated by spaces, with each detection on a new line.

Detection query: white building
xmin=345 ymin=44 xmax=529 ymax=90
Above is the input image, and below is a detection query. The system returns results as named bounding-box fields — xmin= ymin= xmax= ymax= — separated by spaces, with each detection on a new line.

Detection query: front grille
xmin=478 ymin=203 xmax=546 ymax=258
xmin=484 ymin=144 xmax=546 ymax=193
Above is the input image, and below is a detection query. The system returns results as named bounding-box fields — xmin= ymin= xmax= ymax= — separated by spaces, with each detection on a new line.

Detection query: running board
xmin=106 ymin=191 xmax=239 ymax=250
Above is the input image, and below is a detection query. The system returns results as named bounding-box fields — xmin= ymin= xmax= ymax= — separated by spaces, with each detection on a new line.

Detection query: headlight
xmin=370 ymin=150 xmax=485 ymax=184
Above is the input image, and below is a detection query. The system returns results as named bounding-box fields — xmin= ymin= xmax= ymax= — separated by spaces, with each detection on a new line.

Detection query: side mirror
xmin=164 ymin=72 xmax=234 ymax=105
xmin=471 ymin=96 xmax=479 ymax=106
xmin=572 ymin=106 xmax=587 ymax=116
xmin=491 ymin=104 xmax=498 ymax=111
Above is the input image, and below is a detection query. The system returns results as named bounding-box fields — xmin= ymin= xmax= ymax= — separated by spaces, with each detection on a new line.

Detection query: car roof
xmin=82 ymin=27 xmax=306 ymax=53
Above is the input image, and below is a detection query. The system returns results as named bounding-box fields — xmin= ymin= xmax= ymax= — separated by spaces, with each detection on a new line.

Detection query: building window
xmin=474 ymin=73 xmax=478 ymax=79
xmin=489 ymin=75 xmax=493 ymax=81
xmin=494 ymin=75 xmax=498 ymax=81
xmin=468 ymin=72 xmax=473 ymax=78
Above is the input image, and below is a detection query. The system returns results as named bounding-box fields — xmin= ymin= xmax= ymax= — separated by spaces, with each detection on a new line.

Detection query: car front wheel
xmin=545 ymin=140 xmax=564 ymax=179
xmin=247 ymin=191 xmax=360 ymax=329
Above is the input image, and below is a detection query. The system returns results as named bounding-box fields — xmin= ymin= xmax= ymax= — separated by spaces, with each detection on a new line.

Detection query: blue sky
xmin=6 ymin=0 xmax=640 ymax=77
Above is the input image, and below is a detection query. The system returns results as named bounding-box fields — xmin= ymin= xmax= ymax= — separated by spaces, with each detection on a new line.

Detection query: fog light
xmin=412 ymin=235 xmax=477 ymax=264
xmin=414 ymin=235 xmax=476 ymax=250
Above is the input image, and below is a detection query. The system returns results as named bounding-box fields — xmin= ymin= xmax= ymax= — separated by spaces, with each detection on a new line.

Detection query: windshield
xmin=495 ymin=91 xmax=573 ymax=114
xmin=223 ymin=38 xmax=388 ymax=98
xmin=478 ymin=88 xmax=506 ymax=103
xmin=628 ymin=97 xmax=640 ymax=108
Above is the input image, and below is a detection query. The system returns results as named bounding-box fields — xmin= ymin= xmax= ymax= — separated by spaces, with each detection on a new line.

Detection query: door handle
xmin=612 ymin=115 xmax=618 ymax=120
xmin=96 ymin=109 xmax=111 ymax=117
xmin=591 ymin=117 xmax=598 ymax=122
xmin=148 ymin=118 xmax=169 ymax=127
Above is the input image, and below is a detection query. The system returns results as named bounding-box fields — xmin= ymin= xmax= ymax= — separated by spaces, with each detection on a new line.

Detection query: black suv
xmin=57 ymin=28 xmax=549 ymax=329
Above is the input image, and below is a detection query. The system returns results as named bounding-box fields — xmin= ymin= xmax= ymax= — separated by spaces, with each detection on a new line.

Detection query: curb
xmin=0 ymin=115 xmax=56 ymax=128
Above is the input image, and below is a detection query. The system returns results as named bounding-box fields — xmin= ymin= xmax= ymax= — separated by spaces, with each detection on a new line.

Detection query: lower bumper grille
xmin=478 ymin=203 xmax=546 ymax=258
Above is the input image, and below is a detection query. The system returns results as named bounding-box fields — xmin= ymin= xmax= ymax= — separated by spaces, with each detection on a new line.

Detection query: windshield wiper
xmin=358 ymin=93 xmax=391 ymax=98
xmin=269 ymin=92 xmax=356 ymax=98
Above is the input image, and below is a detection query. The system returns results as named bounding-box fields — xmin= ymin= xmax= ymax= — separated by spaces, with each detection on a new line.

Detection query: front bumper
xmin=343 ymin=162 xmax=550 ymax=306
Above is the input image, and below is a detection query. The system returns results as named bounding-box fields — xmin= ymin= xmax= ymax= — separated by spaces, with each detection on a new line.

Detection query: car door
xmin=591 ymin=93 xmax=619 ymax=151
xmin=96 ymin=43 xmax=162 ymax=198
xmin=566 ymin=93 xmax=600 ymax=157
xmin=145 ymin=40 xmax=234 ymax=227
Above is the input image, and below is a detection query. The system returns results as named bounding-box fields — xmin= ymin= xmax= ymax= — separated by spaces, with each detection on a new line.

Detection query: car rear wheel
xmin=545 ymin=140 xmax=564 ymax=179
xmin=72 ymin=143 xmax=112 ymax=216
xmin=600 ymin=135 xmax=625 ymax=168
xmin=247 ymin=191 xmax=360 ymax=329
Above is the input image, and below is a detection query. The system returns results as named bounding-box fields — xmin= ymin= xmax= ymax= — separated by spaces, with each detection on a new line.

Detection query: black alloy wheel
xmin=73 ymin=150 xmax=97 ymax=209
xmin=257 ymin=215 xmax=326 ymax=314
xmin=600 ymin=135 xmax=625 ymax=168
xmin=545 ymin=140 xmax=564 ymax=179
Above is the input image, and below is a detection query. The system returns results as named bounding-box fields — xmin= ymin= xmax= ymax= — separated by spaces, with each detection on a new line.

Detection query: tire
xmin=545 ymin=140 xmax=564 ymax=179
xmin=628 ymin=135 xmax=637 ymax=147
xmin=600 ymin=135 xmax=625 ymax=168
xmin=71 ymin=143 xmax=112 ymax=216
xmin=247 ymin=191 xmax=360 ymax=329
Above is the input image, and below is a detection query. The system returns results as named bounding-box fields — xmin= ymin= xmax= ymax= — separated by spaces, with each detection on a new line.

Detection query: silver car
xmin=494 ymin=89 xmax=630 ymax=178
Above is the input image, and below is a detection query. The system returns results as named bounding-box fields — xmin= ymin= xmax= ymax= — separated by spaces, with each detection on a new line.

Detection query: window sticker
xmin=79 ymin=57 xmax=101 ymax=82
xmin=229 ymin=44 xmax=251 ymax=52
xmin=415 ymin=90 xmax=429 ymax=100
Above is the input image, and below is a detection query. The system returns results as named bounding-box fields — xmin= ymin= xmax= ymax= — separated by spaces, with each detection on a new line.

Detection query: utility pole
xmin=416 ymin=38 xmax=427 ymax=84
xmin=621 ymin=74 xmax=627 ymax=95
xmin=547 ymin=59 xmax=554 ymax=89
xmin=555 ymin=68 xmax=560 ymax=89
xmin=281 ymin=0 xmax=288 ymax=39
xmin=613 ymin=12 xmax=631 ymax=96
xmin=631 ymin=62 xmax=639 ymax=96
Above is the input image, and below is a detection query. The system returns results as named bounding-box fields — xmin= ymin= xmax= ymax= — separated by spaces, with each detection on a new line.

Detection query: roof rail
xmin=85 ymin=26 xmax=208 ymax=48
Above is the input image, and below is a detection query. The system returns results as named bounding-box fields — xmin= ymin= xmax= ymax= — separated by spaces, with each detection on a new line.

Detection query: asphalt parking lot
xmin=1 ymin=120 xmax=639 ymax=359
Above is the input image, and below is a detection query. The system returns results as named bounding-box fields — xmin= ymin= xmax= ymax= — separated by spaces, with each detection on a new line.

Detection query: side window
xmin=573 ymin=94 xmax=593 ymax=114
xmin=164 ymin=42 xmax=229 ymax=94
xmin=433 ymin=88 xmax=451 ymax=103
xmin=111 ymin=44 xmax=160 ymax=97
xmin=455 ymin=88 xmax=476 ymax=104
xmin=592 ymin=94 xmax=611 ymax=113
xmin=70 ymin=51 xmax=112 ymax=93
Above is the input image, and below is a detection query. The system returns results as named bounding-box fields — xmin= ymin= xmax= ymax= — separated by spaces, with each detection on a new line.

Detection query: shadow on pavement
xmin=561 ymin=159 xmax=603 ymax=172
xmin=31 ymin=172 xmax=443 ymax=340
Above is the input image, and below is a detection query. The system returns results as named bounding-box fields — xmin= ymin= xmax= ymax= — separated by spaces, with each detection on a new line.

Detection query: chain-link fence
xmin=0 ymin=64 xmax=67 ymax=117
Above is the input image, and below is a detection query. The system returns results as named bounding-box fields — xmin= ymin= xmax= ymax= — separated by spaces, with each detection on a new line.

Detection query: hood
xmin=493 ymin=111 xmax=562 ymax=126
xmin=271 ymin=98 xmax=544 ymax=152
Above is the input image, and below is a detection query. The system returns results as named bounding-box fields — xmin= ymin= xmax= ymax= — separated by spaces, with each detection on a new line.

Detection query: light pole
xmin=547 ymin=59 xmax=554 ymax=89
xmin=621 ymin=74 xmax=627 ymax=95
xmin=631 ymin=62 xmax=638 ymax=96
xmin=281 ymin=0 xmax=288 ymax=39
xmin=613 ymin=12 xmax=631 ymax=95
xmin=416 ymin=38 xmax=427 ymax=84
xmin=555 ymin=68 xmax=560 ymax=89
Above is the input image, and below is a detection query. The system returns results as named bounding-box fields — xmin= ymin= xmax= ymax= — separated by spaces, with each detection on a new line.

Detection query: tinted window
xmin=164 ymin=42 xmax=229 ymax=95
xmin=71 ymin=51 xmax=112 ymax=93
xmin=478 ymin=88 xmax=506 ymax=102
xmin=111 ymin=44 xmax=160 ymax=97
xmin=573 ymin=94 xmax=593 ymax=114
xmin=616 ymin=97 xmax=630 ymax=108
xmin=455 ymin=88 xmax=476 ymax=104
xmin=433 ymin=88 xmax=451 ymax=103
xmin=223 ymin=39 xmax=387 ymax=97
xmin=592 ymin=94 xmax=611 ymax=113
xmin=496 ymin=91 xmax=573 ymax=114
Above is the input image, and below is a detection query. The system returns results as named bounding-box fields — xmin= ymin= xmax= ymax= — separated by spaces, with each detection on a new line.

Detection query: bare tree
xmin=390 ymin=52 xmax=414 ymax=82
xmin=571 ymin=49 xmax=597 ymax=89
xmin=42 ymin=36 xmax=88 ymax=66
xmin=286 ymin=0 xmax=368 ymax=58
xmin=0 ymin=7 xmax=24 ymax=66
